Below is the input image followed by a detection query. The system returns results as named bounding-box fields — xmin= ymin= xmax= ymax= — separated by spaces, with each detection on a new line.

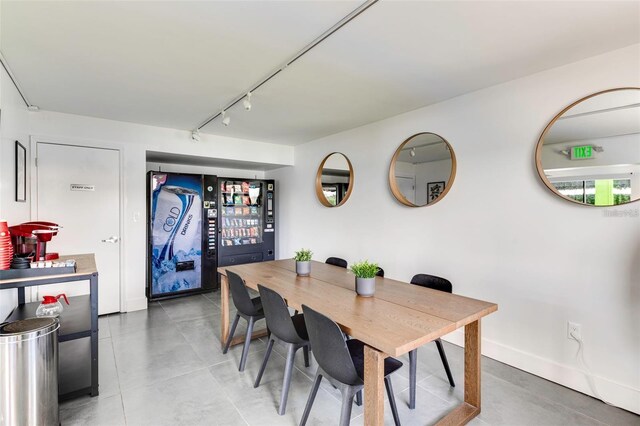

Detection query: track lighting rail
xmin=195 ymin=0 xmax=379 ymax=130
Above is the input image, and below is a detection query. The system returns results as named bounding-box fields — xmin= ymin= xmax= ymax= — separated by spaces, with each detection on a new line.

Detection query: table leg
xmin=90 ymin=272 xmax=99 ymax=397
xmin=464 ymin=319 xmax=481 ymax=409
xmin=220 ymin=273 xmax=230 ymax=351
xmin=435 ymin=319 xmax=481 ymax=425
xmin=364 ymin=345 xmax=386 ymax=425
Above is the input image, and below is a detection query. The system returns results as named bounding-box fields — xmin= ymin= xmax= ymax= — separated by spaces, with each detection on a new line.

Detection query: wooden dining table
xmin=218 ymin=259 xmax=497 ymax=425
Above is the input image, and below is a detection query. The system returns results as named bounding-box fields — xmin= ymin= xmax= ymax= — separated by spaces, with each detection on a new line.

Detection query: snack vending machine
xmin=147 ymin=172 xmax=218 ymax=300
xmin=217 ymin=178 xmax=275 ymax=268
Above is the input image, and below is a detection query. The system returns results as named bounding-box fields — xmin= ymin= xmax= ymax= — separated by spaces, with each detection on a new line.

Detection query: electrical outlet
xmin=567 ymin=321 xmax=581 ymax=340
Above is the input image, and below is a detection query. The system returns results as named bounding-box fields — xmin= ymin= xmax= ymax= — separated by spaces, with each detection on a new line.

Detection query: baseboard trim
xmin=124 ymin=297 xmax=147 ymax=312
xmin=443 ymin=329 xmax=639 ymax=414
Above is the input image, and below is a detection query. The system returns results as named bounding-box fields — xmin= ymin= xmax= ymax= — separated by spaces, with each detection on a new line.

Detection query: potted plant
xmin=350 ymin=260 xmax=379 ymax=297
xmin=294 ymin=248 xmax=313 ymax=276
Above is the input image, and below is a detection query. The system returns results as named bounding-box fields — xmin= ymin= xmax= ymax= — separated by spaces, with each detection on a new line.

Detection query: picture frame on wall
xmin=427 ymin=181 xmax=445 ymax=204
xmin=15 ymin=140 xmax=26 ymax=202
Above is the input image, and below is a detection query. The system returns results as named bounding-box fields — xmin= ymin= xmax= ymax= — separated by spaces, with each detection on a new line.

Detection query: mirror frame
xmin=388 ymin=132 xmax=457 ymax=207
xmin=315 ymin=152 xmax=354 ymax=207
xmin=534 ymin=87 xmax=640 ymax=207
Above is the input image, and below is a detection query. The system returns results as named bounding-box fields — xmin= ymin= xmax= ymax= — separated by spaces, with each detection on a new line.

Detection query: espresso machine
xmin=9 ymin=221 xmax=62 ymax=261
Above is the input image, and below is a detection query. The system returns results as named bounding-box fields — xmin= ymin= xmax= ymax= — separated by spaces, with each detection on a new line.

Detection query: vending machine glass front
xmin=220 ymin=180 xmax=264 ymax=247
xmin=150 ymin=173 xmax=203 ymax=296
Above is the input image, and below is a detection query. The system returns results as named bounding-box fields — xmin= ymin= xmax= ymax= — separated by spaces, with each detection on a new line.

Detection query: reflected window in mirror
xmin=389 ymin=133 xmax=456 ymax=207
xmin=536 ymin=88 xmax=640 ymax=206
xmin=316 ymin=152 xmax=354 ymax=207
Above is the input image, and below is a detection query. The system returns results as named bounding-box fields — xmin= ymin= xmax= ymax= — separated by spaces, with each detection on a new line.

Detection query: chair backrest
xmin=410 ymin=273 xmax=452 ymax=293
xmin=376 ymin=267 xmax=384 ymax=277
xmin=258 ymin=285 xmax=306 ymax=344
xmin=227 ymin=270 xmax=259 ymax=316
xmin=325 ymin=257 xmax=348 ymax=268
xmin=302 ymin=304 xmax=362 ymax=386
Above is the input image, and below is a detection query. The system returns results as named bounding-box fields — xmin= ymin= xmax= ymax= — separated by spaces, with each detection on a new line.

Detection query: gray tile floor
xmin=61 ymin=293 xmax=639 ymax=425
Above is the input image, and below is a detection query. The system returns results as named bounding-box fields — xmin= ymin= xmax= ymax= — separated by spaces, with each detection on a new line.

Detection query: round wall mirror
xmin=315 ymin=152 xmax=354 ymax=207
xmin=389 ymin=132 xmax=456 ymax=207
xmin=536 ymin=88 xmax=640 ymax=206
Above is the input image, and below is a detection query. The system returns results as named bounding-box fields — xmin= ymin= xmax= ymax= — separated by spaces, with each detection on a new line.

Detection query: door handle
xmin=101 ymin=236 xmax=119 ymax=243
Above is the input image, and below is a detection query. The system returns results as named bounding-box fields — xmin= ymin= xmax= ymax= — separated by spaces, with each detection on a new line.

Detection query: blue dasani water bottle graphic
xmin=152 ymin=183 xmax=202 ymax=294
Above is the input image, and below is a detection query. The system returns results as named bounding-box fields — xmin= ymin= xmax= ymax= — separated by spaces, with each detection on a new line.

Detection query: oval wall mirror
xmin=315 ymin=152 xmax=354 ymax=207
xmin=536 ymin=88 xmax=640 ymax=206
xmin=389 ymin=132 xmax=456 ymax=207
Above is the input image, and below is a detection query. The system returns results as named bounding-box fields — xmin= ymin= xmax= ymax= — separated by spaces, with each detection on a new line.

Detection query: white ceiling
xmin=2 ymin=1 xmax=639 ymax=145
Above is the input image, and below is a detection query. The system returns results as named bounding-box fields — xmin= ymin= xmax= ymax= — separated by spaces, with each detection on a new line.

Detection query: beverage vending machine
xmin=147 ymin=172 xmax=275 ymax=300
xmin=147 ymin=172 xmax=218 ymax=300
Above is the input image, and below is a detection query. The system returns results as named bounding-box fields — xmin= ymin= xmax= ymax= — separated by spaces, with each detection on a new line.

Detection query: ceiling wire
xmin=196 ymin=0 xmax=380 ymax=131
xmin=0 ymin=50 xmax=32 ymax=108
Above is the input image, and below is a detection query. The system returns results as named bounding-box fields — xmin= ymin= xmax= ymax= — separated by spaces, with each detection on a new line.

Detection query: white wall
xmin=267 ymin=45 xmax=640 ymax=413
xmin=0 ymin=65 xmax=31 ymax=320
xmin=145 ymin=162 xmax=266 ymax=180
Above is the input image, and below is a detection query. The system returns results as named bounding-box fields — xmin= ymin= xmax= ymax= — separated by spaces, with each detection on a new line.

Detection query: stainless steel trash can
xmin=0 ymin=317 xmax=60 ymax=426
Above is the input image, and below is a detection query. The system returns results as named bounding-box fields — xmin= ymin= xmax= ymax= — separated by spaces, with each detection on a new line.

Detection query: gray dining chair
xmin=299 ymin=304 xmax=402 ymax=426
xmin=407 ymin=273 xmax=455 ymax=409
xmin=254 ymin=285 xmax=311 ymax=415
xmin=223 ymin=270 xmax=265 ymax=372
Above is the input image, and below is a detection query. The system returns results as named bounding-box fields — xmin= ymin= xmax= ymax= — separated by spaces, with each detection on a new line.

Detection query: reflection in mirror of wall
xmin=536 ymin=88 xmax=640 ymax=206
xmin=389 ymin=133 xmax=456 ymax=207
xmin=315 ymin=152 xmax=354 ymax=207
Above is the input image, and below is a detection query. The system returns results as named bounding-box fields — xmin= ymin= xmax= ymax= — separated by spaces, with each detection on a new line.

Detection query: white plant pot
xmin=355 ymin=277 xmax=375 ymax=297
xmin=296 ymin=261 xmax=311 ymax=276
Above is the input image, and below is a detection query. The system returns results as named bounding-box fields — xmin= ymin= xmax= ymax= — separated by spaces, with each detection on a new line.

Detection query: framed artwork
xmin=15 ymin=140 xmax=26 ymax=202
xmin=427 ymin=181 xmax=445 ymax=204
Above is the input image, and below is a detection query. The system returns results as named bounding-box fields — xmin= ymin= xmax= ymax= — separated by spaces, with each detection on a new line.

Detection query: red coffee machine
xmin=9 ymin=221 xmax=62 ymax=261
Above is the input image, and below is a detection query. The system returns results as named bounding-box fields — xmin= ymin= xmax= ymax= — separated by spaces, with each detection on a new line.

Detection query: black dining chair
xmin=325 ymin=257 xmax=348 ymax=268
xmin=299 ymin=304 xmax=402 ymax=426
xmin=223 ymin=270 xmax=266 ymax=372
xmin=254 ymin=285 xmax=311 ymax=415
xmin=407 ymin=273 xmax=455 ymax=409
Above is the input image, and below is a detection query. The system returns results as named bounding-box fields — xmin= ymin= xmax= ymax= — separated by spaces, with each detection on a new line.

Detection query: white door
xmin=395 ymin=176 xmax=416 ymax=204
xmin=35 ymin=142 xmax=121 ymax=314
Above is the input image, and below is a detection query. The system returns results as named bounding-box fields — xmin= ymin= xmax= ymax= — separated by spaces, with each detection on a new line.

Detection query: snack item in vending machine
xmin=243 ymin=207 xmax=250 ymax=216
xmin=235 ymin=207 xmax=243 ymax=215
xmin=241 ymin=182 xmax=250 ymax=193
xmin=243 ymin=196 xmax=250 ymax=205
xmin=234 ymin=184 xmax=242 ymax=193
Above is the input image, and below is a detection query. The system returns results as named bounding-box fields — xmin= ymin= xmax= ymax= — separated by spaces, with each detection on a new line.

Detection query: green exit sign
xmin=571 ymin=145 xmax=593 ymax=160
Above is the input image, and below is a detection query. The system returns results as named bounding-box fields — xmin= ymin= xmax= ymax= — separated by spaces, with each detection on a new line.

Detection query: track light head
xmin=191 ymin=129 xmax=201 ymax=142
xmin=28 ymin=105 xmax=40 ymax=112
xmin=243 ymin=92 xmax=252 ymax=111
xmin=410 ymin=147 xmax=416 ymax=157
xmin=221 ymin=110 xmax=231 ymax=126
